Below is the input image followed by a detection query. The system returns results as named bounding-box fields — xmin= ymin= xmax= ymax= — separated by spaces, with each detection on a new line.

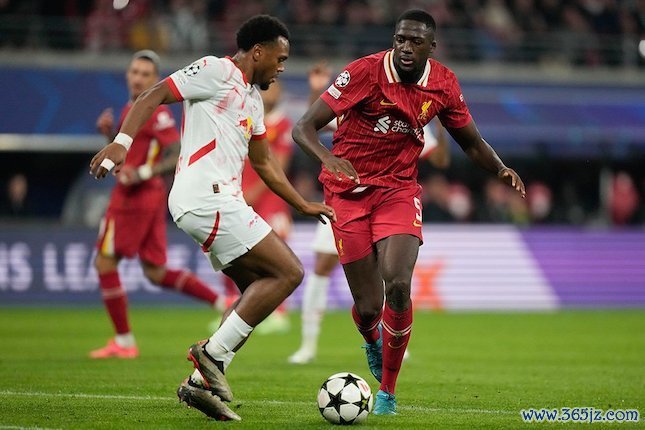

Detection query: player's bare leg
xmin=373 ymin=234 xmax=420 ymax=415
xmin=141 ymin=261 xmax=222 ymax=309
xmin=289 ymin=252 xmax=338 ymax=364
xmin=187 ymin=231 xmax=304 ymax=401
xmin=342 ymin=252 xmax=385 ymax=382
xmin=255 ymin=220 xmax=293 ymax=335
xmin=90 ymin=253 xmax=139 ymax=359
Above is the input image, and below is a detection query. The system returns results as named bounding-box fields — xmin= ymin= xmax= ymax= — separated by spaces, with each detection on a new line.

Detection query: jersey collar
xmin=225 ymin=56 xmax=249 ymax=86
xmin=384 ymin=50 xmax=431 ymax=86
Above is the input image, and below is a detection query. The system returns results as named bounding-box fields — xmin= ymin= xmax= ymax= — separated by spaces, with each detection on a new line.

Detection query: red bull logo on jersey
xmin=239 ymin=116 xmax=253 ymax=139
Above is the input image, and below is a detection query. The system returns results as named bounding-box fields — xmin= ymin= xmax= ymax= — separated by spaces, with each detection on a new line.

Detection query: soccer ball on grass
xmin=317 ymin=372 xmax=373 ymax=424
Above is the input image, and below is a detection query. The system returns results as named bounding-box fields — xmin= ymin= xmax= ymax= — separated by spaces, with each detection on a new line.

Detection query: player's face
xmin=392 ymin=20 xmax=436 ymax=82
xmin=255 ymin=36 xmax=289 ymax=91
xmin=126 ymin=59 xmax=158 ymax=100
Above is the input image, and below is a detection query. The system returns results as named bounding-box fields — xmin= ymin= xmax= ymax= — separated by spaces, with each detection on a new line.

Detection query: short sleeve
xmin=166 ymin=56 xmax=226 ymax=101
xmin=320 ymin=58 xmax=372 ymax=116
xmin=151 ymin=107 xmax=180 ymax=148
xmin=437 ymin=72 xmax=472 ymax=129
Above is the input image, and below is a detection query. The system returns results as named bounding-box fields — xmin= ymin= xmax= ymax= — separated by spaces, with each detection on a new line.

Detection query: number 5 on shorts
xmin=413 ymin=197 xmax=422 ymax=227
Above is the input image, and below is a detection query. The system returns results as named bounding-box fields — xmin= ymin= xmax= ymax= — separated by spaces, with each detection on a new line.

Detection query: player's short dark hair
xmin=236 ymin=15 xmax=290 ymax=51
xmin=396 ymin=9 xmax=436 ymax=33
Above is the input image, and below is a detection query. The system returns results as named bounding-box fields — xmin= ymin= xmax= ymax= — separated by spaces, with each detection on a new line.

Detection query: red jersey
xmin=320 ymin=50 xmax=471 ymax=193
xmin=109 ymin=104 xmax=180 ymax=210
xmin=241 ymin=109 xmax=293 ymax=216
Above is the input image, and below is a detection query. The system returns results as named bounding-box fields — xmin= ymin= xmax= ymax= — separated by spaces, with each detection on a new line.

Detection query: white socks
xmin=205 ymin=310 xmax=253 ymax=369
xmin=300 ymin=274 xmax=330 ymax=353
xmin=114 ymin=333 xmax=136 ymax=348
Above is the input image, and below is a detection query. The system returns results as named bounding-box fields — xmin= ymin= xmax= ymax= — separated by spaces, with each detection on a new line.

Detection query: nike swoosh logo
xmin=380 ymin=99 xmax=397 ymax=106
xmin=388 ymin=341 xmax=406 ymax=349
xmin=413 ymin=220 xmax=422 ymax=227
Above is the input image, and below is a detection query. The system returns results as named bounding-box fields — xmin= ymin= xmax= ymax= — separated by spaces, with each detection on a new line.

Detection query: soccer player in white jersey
xmin=90 ymin=15 xmax=335 ymax=421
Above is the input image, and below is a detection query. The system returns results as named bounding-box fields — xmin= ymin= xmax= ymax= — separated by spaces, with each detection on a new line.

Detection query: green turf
xmin=0 ymin=308 xmax=642 ymax=429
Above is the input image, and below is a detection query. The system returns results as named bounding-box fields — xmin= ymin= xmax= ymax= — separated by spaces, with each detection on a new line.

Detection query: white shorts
xmin=175 ymin=198 xmax=272 ymax=272
xmin=312 ymin=220 xmax=338 ymax=255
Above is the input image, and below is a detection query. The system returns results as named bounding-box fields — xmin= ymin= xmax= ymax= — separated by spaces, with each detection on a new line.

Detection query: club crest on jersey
xmin=335 ymin=70 xmax=351 ymax=88
xmin=418 ymin=100 xmax=433 ymax=121
xmin=239 ymin=116 xmax=253 ymax=139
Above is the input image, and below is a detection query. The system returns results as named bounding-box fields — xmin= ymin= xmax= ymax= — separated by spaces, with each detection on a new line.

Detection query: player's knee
xmin=385 ymin=279 xmax=411 ymax=308
xmin=142 ymin=266 xmax=164 ymax=285
xmin=94 ymin=253 xmax=117 ymax=274
xmin=284 ymin=260 xmax=305 ymax=290
xmin=354 ymin=302 xmax=382 ymax=323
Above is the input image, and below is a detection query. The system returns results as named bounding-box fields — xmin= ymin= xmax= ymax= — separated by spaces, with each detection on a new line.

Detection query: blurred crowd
xmin=1 ymin=0 xmax=643 ymax=66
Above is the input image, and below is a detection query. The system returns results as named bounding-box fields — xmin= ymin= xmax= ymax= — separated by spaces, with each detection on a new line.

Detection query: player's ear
xmin=252 ymin=44 xmax=263 ymax=62
xmin=429 ymin=39 xmax=437 ymax=54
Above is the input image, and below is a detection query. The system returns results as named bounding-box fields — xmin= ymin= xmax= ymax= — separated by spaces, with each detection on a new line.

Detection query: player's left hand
xmin=498 ymin=167 xmax=526 ymax=198
xmin=299 ymin=202 xmax=336 ymax=224
xmin=90 ymin=143 xmax=127 ymax=179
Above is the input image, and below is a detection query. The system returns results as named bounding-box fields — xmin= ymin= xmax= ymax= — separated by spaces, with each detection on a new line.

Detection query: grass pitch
xmin=0 ymin=308 xmax=642 ymax=429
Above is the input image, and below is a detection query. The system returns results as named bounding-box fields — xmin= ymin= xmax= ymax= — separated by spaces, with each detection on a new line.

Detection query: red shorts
xmin=96 ymin=203 xmax=167 ymax=266
xmin=324 ymin=184 xmax=423 ymax=264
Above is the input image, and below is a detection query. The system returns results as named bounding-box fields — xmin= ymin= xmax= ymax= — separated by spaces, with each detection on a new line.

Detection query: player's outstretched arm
xmin=248 ymin=137 xmax=336 ymax=224
xmin=292 ymin=99 xmax=359 ymax=184
xmin=448 ymin=120 xmax=525 ymax=197
xmin=89 ymin=80 xmax=179 ymax=179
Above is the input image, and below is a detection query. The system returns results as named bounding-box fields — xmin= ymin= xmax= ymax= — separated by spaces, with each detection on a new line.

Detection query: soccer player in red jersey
xmin=293 ymin=10 xmax=525 ymax=415
xmin=90 ymin=50 xmax=222 ymax=359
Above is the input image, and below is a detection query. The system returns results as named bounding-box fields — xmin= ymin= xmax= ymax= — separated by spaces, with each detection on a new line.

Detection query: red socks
xmin=159 ymin=269 xmax=218 ymax=305
xmin=352 ymin=305 xmax=382 ymax=344
xmin=380 ymin=304 xmax=413 ymax=395
xmin=98 ymin=271 xmax=129 ymax=334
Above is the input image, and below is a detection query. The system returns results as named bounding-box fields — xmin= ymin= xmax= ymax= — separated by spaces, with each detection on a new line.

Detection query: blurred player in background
xmin=90 ymin=50 xmax=222 ymax=359
xmin=90 ymin=16 xmax=334 ymax=421
xmin=293 ymin=9 xmax=525 ymax=415
xmin=289 ymin=55 xmax=450 ymax=364
xmin=217 ymin=79 xmax=295 ymax=335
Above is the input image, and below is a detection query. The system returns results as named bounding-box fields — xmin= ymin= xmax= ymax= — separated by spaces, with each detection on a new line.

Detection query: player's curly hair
xmin=236 ymin=15 xmax=290 ymax=51
xmin=396 ymin=9 xmax=436 ymax=32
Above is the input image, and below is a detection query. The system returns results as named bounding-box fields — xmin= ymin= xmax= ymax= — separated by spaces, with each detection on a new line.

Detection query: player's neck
xmin=230 ymin=52 xmax=254 ymax=85
xmin=393 ymin=64 xmax=423 ymax=84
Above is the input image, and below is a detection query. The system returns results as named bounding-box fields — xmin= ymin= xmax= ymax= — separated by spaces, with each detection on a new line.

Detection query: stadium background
xmin=1 ymin=0 xmax=643 ymax=310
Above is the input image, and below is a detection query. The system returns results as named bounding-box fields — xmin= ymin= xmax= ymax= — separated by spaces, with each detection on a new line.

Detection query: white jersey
xmin=165 ymin=56 xmax=267 ymax=221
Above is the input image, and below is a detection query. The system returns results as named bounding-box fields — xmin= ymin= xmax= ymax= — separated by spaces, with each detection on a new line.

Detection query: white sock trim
xmin=205 ymin=310 xmax=253 ymax=360
xmin=114 ymin=333 xmax=135 ymax=348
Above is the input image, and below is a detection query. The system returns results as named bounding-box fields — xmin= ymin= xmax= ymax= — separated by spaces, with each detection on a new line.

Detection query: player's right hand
xmin=96 ymin=108 xmax=114 ymax=138
xmin=321 ymin=153 xmax=360 ymax=184
xmin=299 ymin=201 xmax=336 ymax=224
xmin=90 ymin=143 xmax=127 ymax=179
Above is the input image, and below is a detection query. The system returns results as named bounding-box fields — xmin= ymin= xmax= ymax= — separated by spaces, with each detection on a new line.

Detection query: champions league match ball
xmin=317 ymin=372 xmax=373 ymax=425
